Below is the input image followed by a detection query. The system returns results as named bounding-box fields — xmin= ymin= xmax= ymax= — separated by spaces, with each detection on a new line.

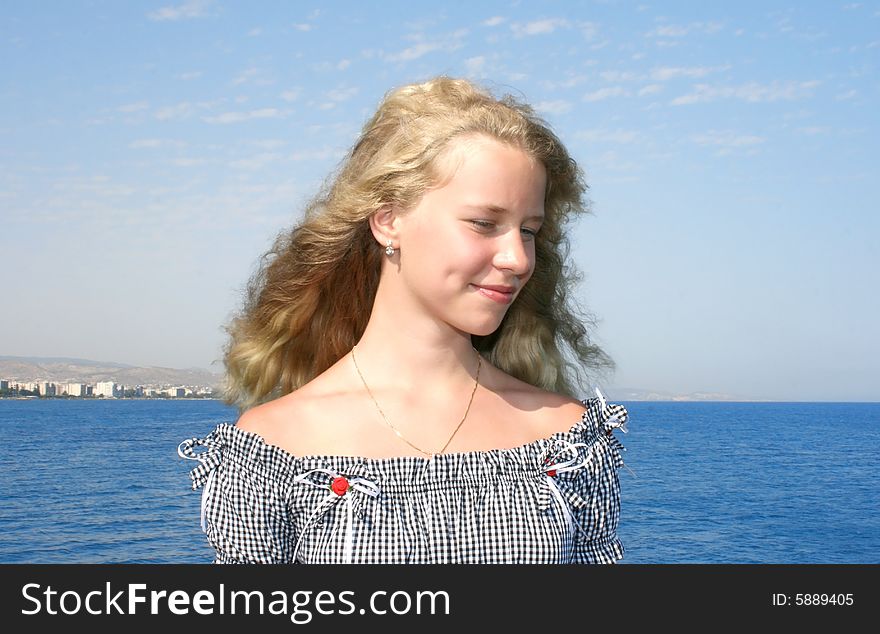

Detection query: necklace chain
xmin=350 ymin=345 xmax=481 ymax=458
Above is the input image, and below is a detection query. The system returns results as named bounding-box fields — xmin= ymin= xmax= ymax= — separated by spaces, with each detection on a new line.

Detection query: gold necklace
xmin=350 ymin=345 xmax=481 ymax=458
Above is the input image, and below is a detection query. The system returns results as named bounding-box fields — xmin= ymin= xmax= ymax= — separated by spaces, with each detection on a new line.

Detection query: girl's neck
xmin=351 ymin=329 xmax=481 ymax=394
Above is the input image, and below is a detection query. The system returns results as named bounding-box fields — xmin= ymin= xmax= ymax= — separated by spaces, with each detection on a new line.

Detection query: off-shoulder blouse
xmin=178 ymin=391 xmax=629 ymax=564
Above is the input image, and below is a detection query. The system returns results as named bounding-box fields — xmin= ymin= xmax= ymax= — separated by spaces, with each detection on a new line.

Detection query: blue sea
xmin=0 ymin=398 xmax=876 ymax=563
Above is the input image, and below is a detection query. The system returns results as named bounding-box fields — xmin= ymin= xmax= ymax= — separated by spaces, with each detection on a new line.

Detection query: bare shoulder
xmin=234 ymin=400 xmax=275 ymax=435
xmin=488 ymin=367 xmax=586 ymax=437
xmin=547 ymin=392 xmax=588 ymax=420
xmin=233 ymin=358 xmax=364 ymax=456
xmin=235 ymin=389 xmax=322 ymax=451
xmin=531 ymin=390 xmax=588 ymax=436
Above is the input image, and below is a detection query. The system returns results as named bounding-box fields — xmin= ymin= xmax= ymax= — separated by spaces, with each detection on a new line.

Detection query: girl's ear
xmin=368 ymin=205 xmax=401 ymax=249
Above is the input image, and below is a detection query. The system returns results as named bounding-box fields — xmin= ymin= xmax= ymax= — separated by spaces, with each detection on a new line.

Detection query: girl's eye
xmin=470 ymin=220 xmax=494 ymax=230
xmin=470 ymin=220 xmax=539 ymax=239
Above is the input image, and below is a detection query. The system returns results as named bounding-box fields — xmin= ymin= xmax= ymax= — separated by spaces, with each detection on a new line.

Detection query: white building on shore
xmin=65 ymin=383 xmax=87 ymax=397
xmin=95 ymin=381 xmax=116 ymax=398
xmin=38 ymin=382 xmax=56 ymax=396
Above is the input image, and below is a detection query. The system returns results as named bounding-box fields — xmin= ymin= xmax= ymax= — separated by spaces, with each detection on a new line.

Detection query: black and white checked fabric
xmin=178 ymin=396 xmax=629 ymax=564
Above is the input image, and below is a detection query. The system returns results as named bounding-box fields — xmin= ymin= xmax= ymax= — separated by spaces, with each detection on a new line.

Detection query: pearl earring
xmin=385 ymin=240 xmax=395 ymax=256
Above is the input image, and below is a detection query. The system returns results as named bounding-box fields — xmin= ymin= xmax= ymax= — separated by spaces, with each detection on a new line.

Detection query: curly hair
xmin=222 ymin=76 xmax=614 ymax=411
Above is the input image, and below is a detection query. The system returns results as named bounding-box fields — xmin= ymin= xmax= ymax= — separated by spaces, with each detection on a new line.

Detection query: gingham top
xmin=178 ymin=393 xmax=629 ymax=564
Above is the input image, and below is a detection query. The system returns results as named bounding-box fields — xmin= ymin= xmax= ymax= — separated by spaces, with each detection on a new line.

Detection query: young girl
xmin=178 ymin=76 xmax=629 ymax=564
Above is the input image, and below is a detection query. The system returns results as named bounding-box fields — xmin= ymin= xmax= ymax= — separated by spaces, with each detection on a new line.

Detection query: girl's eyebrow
xmin=464 ymin=204 xmax=544 ymax=222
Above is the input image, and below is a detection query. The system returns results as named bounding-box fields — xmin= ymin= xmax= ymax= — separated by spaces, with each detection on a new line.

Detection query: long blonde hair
xmin=223 ymin=76 xmax=613 ymax=411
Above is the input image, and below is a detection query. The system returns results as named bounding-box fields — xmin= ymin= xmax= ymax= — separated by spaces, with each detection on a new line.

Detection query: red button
xmin=331 ymin=477 xmax=349 ymax=496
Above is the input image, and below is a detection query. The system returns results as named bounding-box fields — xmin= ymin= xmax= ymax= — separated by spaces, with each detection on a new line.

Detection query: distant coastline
xmin=0 ymin=355 xmax=222 ymax=400
xmin=5 ymin=355 xmax=868 ymax=402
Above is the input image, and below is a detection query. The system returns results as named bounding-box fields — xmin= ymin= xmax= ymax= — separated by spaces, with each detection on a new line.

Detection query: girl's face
xmin=396 ymin=135 xmax=547 ymax=336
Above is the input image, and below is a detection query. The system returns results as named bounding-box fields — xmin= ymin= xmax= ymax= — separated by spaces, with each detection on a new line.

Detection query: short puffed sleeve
xmin=178 ymin=424 xmax=298 ymax=563
xmin=546 ymin=395 xmax=629 ymax=564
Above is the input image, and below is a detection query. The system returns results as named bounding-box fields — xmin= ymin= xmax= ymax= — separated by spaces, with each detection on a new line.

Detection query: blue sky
xmin=2 ymin=1 xmax=878 ymax=401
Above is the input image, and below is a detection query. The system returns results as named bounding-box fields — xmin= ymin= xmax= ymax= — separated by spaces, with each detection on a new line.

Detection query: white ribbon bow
xmin=178 ymin=439 xmax=216 ymax=533
xmin=292 ymin=468 xmax=381 ymax=564
xmin=543 ymin=439 xmax=593 ymax=550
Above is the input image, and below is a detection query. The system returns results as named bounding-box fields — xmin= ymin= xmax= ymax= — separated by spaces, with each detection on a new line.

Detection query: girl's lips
xmin=473 ymin=285 xmax=514 ymax=304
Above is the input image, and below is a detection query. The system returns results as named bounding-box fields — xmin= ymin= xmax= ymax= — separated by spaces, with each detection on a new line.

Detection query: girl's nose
xmin=493 ymin=231 xmax=532 ymax=276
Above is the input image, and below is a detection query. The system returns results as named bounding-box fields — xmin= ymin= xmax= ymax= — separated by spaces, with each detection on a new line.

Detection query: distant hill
xmin=606 ymin=386 xmax=765 ymax=402
xmin=0 ymin=355 xmax=223 ymax=388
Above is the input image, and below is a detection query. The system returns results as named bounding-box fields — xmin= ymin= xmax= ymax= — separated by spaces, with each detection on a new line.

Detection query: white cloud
xmin=155 ymin=102 xmax=196 ymax=120
xmin=305 ymin=122 xmax=353 ymax=136
xmin=650 ymin=65 xmax=728 ymax=81
xmin=653 ymin=24 xmax=688 ymax=37
xmin=671 ymin=80 xmax=820 ymax=105
xmin=483 ymin=16 xmax=505 ymax=27
xmin=600 ymin=70 xmax=638 ymax=82
xmin=583 ymin=86 xmax=626 ymax=102
xmin=638 ymin=84 xmax=663 ymax=97
xmin=232 ymin=67 xmax=272 ymax=86
xmin=203 ymin=108 xmax=284 ymax=124
xmin=692 ymin=130 xmax=765 ymax=148
xmin=117 ymin=101 xmax=149 ymax=113
xmin=280 ymin=89 xmax=300 ymax=102
xmin=176 ymin=71 xmax=202 ymax=80
xmin=337 ymin=59 xmax=351 ymax=70
xmin=170 ymin=157 xmax=207 ymax=167
xmin=511 ymin=18 xmax=569 ymax=37
xmin=385 ymin=42 xmax=440 ymax=62
xmin=670 ymin=86 xmax=712 ymax=105
xmin=535 ymin=100 xmax=572 ymax=115
xmin=796 ymin=126 xmax=831 ymax=135
xmin=591 ymin=150 xmax=639 ymax=172
xmin=772 ymin=14 xmax=826 ymax=42
xmin=383 ymin=29 xmax=468 ymax=62
xmin=293 ymin=23 xmax=313 ymax=32
xmin=835 ymin=89 xmax=857 ymax=100
xmin=577 ymin=128 xmax=639 ymax=144
xmin=247 ymin=28 xmax=262 ymax=37
xmin=148 ymin=0 xmax=213 ymax=21
xmin=647 ymin=21 xmax=724 ymax=38
xmin=464 ymin=56 xmax=485 ymax=75
xmin=229 ymin=153 xmax=284 ymax=171
xmin=247 ymin=139 xmax=287 ymax=149
xmin=290 ymin=147 xmax=346 ymax=162
xmin=316 ymin=85 xmax=359 ymax=111
xmin=541 ymin=74 xmax=591 ymax=90
xmin=325 ymin=86 xmax=358 ymax=102
xmin=579 ymin=21 xmax=599 ymax=40
xmin=153 ymin=99 xmax=222 ymax=121
xmin=129 ymin=139 xmax=185 ymax=149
